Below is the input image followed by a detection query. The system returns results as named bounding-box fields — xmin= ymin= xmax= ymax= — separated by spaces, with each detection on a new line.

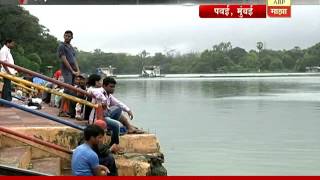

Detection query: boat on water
xmin=140 ymin=66 xmax=164 ymax=78
xmin=96 ymin=66 xmax=116 ymax=78
xmin=306 ymin=66 xmax=320 ymax=73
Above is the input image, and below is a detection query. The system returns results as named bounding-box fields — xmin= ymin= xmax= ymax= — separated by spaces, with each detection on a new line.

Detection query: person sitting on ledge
xmin=71 ymin=125 xmax=109 ymax=176
xmin=101 ymin=77 xmax=143 ymax=134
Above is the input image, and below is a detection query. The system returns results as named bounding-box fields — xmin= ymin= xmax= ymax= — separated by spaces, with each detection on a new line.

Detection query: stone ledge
xmin=10 ymin=127 xmax=161 ymax=154
xmin=7 ymin=126 xmax=167 ymax=176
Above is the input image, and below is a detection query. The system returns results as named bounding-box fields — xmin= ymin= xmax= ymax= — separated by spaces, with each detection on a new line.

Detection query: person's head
xmin=94 ymin=119 xmax=107 ymax=129
xmin=53 ymin=69 xmax=61 ymax=80
xmin=4 ymin=39 xmax=15 ymax=49
xmin=74 ymin=75 xmax=82 ymax=86
xmin=84 ymin=125 xmax=105 ymax=148
xmin=78 ymin=75 xmax=86 ymax=87
xmin=63 ymin=30 xmax=73 ymax=44
xmin=87 ymin=74 xmax=102 ymax=88
xmin=103 ymin=77 xmax=117 ymax=94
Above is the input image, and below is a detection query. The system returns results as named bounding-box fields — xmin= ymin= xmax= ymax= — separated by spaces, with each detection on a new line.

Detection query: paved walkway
xmin=0 ymin=101 xmax=86 ymax=128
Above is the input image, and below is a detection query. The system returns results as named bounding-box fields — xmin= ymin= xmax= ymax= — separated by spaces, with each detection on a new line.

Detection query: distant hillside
xmin=0 ymin=5 xmax=59 ymax=74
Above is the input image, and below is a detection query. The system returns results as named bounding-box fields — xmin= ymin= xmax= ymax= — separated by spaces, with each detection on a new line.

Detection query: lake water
xmin=114 ymin=76 xmax=320 ymax=175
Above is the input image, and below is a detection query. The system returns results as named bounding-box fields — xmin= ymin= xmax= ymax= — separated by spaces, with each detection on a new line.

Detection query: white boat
xmin=306 ymin=66 xmax=320 ymax=73
xmin=141 ymin=66 xmax=164 ymax=77
xmin=96 ymin=66 xmax=116 ymax=77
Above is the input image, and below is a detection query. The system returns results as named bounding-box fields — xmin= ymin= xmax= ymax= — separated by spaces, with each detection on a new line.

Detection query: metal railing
xmin=0 ymin=61 xmax=90 ymax=97
xmin=0 ymin=72 xmax=98 ymax=108
xmin=0 ymin=126 xmax=73 ymax=154
xmin=0 ymin=62 xmax=105 ymax=119
xmin=0 ymin=62 xmax=105 ymax=121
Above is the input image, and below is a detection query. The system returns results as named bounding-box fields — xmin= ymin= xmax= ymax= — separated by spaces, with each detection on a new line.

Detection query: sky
xmin=23 ymin=5 xmax=320 ymax=55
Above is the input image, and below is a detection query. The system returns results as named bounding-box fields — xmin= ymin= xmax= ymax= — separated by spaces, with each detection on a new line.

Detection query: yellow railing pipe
xmin=0 ymin=72 xmax=98 ymax=108
xmin=1 ymin=77 xmax=36 ymax=93
xmin=12 ymin=81 xmax=37 ymax=93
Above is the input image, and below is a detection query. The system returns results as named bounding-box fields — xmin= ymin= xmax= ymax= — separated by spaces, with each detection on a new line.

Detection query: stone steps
xmin=29 ymin=157 xmax=61 ymax=175
xmin=0 ymin=145 xmax=62 ymax=175
xmin=0 ymin=146 xmax=31 ymax=169
xmin=0 ymin=133 xmax=63 ymax=176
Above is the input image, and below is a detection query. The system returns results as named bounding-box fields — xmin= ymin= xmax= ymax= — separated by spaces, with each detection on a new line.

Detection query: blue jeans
xmin=1 ymin=78 xmax=12 ymax=102
xmin=99 ymin=154 xmax=118 ymax=176
xmin=105 ymin=106 xmax=122 ymax=120
xmin=62 ymin=71 xmax=74 ymax=95
xmin=105 ymin=117 xmax=121 ymax=146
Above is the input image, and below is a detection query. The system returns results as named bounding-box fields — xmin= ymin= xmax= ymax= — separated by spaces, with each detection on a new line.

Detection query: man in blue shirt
xmin=72 ymin=125 xmax=109 ymax=176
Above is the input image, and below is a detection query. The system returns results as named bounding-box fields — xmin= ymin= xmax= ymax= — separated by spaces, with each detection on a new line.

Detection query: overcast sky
xmin=23 ymin=5 xmax=320 ymax=55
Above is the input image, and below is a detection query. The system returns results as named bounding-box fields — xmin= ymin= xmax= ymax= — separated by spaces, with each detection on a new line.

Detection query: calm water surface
xmin=114 ymin=76 xmax=320 ymax=175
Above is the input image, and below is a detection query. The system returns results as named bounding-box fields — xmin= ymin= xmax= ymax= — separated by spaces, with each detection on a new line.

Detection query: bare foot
xmin=127 ymin=128 xmax=144 ymax=134
xmin=110 ymin=144 xmax=124 ymax=154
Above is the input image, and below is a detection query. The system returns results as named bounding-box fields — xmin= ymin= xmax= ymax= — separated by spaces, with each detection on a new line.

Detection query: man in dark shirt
xmin=57 ymin=30 xmax=80 ymax=117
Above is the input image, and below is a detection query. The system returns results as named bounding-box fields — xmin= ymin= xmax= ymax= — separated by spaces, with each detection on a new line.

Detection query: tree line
xmin=1 ymin=5 xmax=320 ymax=76
xmin=78 ymin=42 xmax=320 ymax=74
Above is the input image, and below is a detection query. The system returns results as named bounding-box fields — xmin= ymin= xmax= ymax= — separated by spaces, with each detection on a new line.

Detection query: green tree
xmin=240 ymin=52 xmax=259 ymax=71
xmin=27 ymin=53 xmax=42 ymax=65
xmin=228 ymin=47 xmax=247 ymax=64
xmin=269 ymin=57 xmax=283 ymax=71
xmin=0 ymin=5 xmax=60 ymax=73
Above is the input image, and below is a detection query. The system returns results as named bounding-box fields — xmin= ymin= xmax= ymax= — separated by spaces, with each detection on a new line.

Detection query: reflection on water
xmin=114 ymin=76 xmax=320 ymax=175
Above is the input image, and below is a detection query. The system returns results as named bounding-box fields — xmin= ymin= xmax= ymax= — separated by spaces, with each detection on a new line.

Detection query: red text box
xmin=199 ymin=4 xmax=266 ymax=18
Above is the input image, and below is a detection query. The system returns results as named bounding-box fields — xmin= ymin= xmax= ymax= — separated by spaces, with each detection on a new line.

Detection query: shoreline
xmin=115 ymin=72 xmax=320 ymax=79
